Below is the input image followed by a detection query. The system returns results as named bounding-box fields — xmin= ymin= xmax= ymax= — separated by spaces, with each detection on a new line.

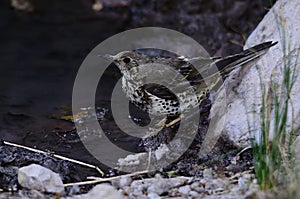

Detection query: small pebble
xmin=191 ymin=182 xmax=204 ymax=193
xmin=178 ymin=185 xmax=191 ymax=195
xmin=203 ymin=168 xmax=213 ymax=179
xmin=147 ymin=192 xmax=161 ymax=199
xmin=189 ymin=190 xmax=201 ymax=197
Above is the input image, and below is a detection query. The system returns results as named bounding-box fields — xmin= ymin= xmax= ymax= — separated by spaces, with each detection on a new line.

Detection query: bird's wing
xmin=140 ymin=56 xmax=214 ymax=99
xmin=215 ymin=41 xmax=278 ymax=78
xmin=182 ymin=41 xmax=278 ymax=88
xmin=141 ymin=41 xmax=277 ymax=101
xmin=141 ymin=83 xmax=178 ymax=100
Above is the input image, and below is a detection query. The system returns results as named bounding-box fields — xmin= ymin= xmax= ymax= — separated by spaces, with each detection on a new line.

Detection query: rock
xmin=154 ymin=144 xmax=170 ymax=161
xmin=130 ymin=174 xmax=191 ymax=197
xmin=203 ymin=168 xmax=213 ymax=179
xmin=112 ymin=175 xmax=132 ymax=188
xmin=178 ymin=185 xmax=191 ymax=195
xmin=0 ymin=192 xmax=22 ymax=199
xmin=209 ymin=0 xmax=300 ymax=147
xmin=190 ymin=181 xmax=205 ymax=193
xmin=117 ymin=153 xmax=149 ymax=172
xmin=244 ymin=190 xmax=276 ymax=199
xmin=292 ymin=136 xmax=300 ymax=177
xmin=79 ymin=184 xmax=125 ymax=199
xmin=18 ymin=164 xmax=64 ymax=194
xmin=147 ymin=192 xmax=161 ymax=199
xmin=205 ymin=178 xmax=228 ymax=193
xmin=238 ymin=174 xmax=252 ymax=193
xmin=189 ymin=190 xmax=201 ymax=198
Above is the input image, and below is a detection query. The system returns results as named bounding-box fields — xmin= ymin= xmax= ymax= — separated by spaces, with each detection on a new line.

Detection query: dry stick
xmin=3 ymin=141 xmax=151 ymax=187
xmin=165 ymin=116 xmax=182 ymax=128
xmin=228 ymin=169 xmax=254 ymax=181
xmin=235 ymin=146 xmax=252 ymax=157
xmin=64 ymin=170 xmax=149 ymax=187
xmin=3 ymin=141 xmax=104 ymax=176
xmin=165 ymin=109 xmax=203 ymax=128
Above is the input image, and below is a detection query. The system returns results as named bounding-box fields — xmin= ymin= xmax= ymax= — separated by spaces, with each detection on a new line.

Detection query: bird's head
xmin=101 ymin=51 xmax=146 ymax=74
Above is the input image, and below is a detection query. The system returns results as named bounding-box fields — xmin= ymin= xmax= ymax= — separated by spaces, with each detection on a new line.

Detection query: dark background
xmin=0 ymin=0 xmax=272 ymax=161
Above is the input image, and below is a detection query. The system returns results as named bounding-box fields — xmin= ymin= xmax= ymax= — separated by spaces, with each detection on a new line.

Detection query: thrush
xmin=103 ymin=41 xmax=277 ymax=121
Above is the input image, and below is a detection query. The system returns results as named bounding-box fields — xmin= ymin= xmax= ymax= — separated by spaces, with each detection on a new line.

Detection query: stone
xmin=18 ymin=164 xmax=64 ymax=194
xmin=209 ymin=0 xmax=300 ymax=147
xmin=178 ymin=185 xmax=191 ymax=195
xmin=154 ymin=144 xmax=170 ymax=161
xmin=147 ymin=192 xmax=161 ymax=199
xmin=130 ymin=175 xmax=191 ymax=197
xmin=292 ymin=136 xmax=300 ymax=178
xmin=238 ymin=174 xmax=252 ymax=193
xmin=203 ymin=168 xmax=213 ymax=179
xmin=191 ymin=181 xmax=205 ymax=193
xmin=189 ymin=190 xmax=201 ymax=198
xmin=117 ymin=153 xmax=149 ymax=172
xmin=112 ymin=175 xmax=132 ymax=188
xmin=205 ymin=178 xmax=228 ymax=192
xmin=79 ymin=184 xmax=125 ymax=199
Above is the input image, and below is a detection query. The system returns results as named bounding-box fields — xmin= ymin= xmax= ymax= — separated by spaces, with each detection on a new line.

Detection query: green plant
xmin=251 ymin=12 xmax=299 ymax=194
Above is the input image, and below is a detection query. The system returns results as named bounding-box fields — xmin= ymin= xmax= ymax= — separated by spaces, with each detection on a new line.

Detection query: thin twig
xmin=165 ymin=116 xmax=181 ymax=127
xmin=2 ymin=140 xmax=104 ymax=176
xmin=235 ymin=146 xmax=252 ymax=157
xmin=64 ymin=170 xmax=149 ymax=187
xmin=229 ymin=169 xmax=254 ymax=181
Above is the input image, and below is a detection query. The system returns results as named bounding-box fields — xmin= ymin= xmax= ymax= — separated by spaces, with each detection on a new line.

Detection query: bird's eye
xmin=123 ymin=57 xmax=131 ymax=64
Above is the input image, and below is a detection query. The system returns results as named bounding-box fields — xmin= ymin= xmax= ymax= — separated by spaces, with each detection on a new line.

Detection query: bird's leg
xmin=144 ymin=113 xmax=190 ymax=138
xmin=165 ymin=106 xmax=209 ymax=128
xmin=165 ymin=115 xmax=183 ymax=127
xmin=145 ymin=114 xmax=184 ymax=138
xmin=144 ymin=115 xmax=167 ymax=139
xmin=156 ymin=116 xmax=168 ymax=128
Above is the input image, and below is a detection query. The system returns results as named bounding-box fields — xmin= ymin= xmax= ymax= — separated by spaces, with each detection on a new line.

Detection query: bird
xmin=102 ymin=41 xmax=277 ymax=133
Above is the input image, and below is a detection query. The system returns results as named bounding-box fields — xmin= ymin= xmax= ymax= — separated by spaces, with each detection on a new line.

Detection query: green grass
xmin=251 ymin=10 xmax=300 ymax=197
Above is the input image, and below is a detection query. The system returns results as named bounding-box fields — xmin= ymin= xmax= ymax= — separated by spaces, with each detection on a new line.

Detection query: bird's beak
xmin=98 ymin=54 xmax=115 ymax=61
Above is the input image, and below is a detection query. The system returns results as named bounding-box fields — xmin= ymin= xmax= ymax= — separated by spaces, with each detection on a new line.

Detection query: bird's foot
xmin=165 ymin=115 xmax=183 ymax=128
xmin=142 ymin=116 xmax=167 ymax=139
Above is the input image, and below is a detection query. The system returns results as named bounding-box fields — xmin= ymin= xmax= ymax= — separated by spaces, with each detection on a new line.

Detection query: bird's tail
xmin=216 ymin=41 xmax=278 ymax=78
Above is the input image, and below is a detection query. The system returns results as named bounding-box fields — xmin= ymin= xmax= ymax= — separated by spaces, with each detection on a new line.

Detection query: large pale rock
xmin=18 ymin=164 xmax=65 ymax=194
xmin=210 ymin=0 xmax=300 ymax=147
